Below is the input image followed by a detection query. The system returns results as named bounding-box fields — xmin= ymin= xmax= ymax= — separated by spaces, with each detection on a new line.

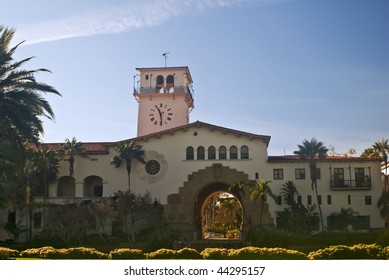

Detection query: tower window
xmin=156 ymin=75 xmax=164 ymax=92
xmin=166 ymin=75 xmax=174 ymax=91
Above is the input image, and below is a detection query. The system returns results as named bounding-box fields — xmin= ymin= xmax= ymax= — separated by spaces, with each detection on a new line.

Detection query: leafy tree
xmin=220 ymin=198 xmax=238 ymax=229
xmin=377 ymin=191 xmax=389 ymax=227
xmin=30 ymin=146 xmax=60 ymax=200
xmin=328 ymin=208 xmax=359 ymax=232
xmin=60 ymin=137 xmax=88 ymax=178
xmin=0 ymin=25 xmax=60 ymax=208
xmin=276 ymin=180 xmax=317 ymax=233
xmin=111 ymin=141 xmax=145 ymax=192
xmin=294 ymin=138 xmax=328 ymax=231
xmin=0 ymin=25 xmax=61 ymax=145
xmin=249 ymin=179 xmax=277 ymax=226
xmin=279 ymin=180 xmax=299 ymax=206
xmin=228 ymin=182 xmax=246 ymax=199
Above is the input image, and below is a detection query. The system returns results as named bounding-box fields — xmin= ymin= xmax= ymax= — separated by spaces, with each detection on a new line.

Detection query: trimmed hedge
xmin=175 ymin=248 xmax=202 ymax=259
xmin=0 ymin=247 xmax=20 ymax=259
xmin=20 ymin=246 xmax=56 ymax=258
xmin=308 ymin=244 xmax=387 ymax=260
xmin=109 ymin=248 xmax=146 ymax=259
xmin=201 ymin=248 xmax=230 ymax=260
xmin=228 ymin=246 xmax=307 ymax=260
xmin=4 ymin=244 xmax=389 ymax=260
xmin=40 ymin=247 xmax=107 ymax=259
xmin=147 ymin=248 xmax=177 ymax=259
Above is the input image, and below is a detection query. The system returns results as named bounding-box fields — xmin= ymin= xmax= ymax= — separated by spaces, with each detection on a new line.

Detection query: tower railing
xmin=133 ymin=86 xmax=194 ymax=101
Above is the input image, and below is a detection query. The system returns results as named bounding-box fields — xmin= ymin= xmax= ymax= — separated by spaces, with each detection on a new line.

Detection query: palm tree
xmin=372 ymin=138 xmax=389 ymax=192
xmin=377 ymin=190 xmax=389 ymax=227
xmin=220 ymin=198 xmax=237 ymax=229
xmin=279 ymin=180 xmax=299 ymax=206
xmin=249 ymin=179 xmax=277 ymax=226
xmin=60 ymin=137 xmax=88 ymax=178
xmin=31 ymin=146 xmax=60 ymax=200
xmin=294 ymin=137 xmax=328 ymax=231
xmin=228 ymin=182 xmax=246 ymax=201
xmin=111 ymin=141 xmax=145 ymax=192
xmin=0 ymin=25 xmax=61 ymax=145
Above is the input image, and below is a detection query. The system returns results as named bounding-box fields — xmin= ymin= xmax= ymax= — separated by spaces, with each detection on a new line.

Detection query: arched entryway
xmin=164 ymin=164 xmax=274 ymax=241
xmin=197 ymin=183 xmax=243 ymax=240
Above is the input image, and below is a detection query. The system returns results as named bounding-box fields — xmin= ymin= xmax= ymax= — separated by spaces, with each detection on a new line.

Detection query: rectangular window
xmin=334 ymin=168 xmax=345 ymax=186
xmin=277 ymin=196 xmax=282 ymax=206
xmin=317 ymin=195 xmax=322 ymax=205
xmin=327 ymin=195 xmax=332 ymax=205
xmin=355 ymin=168 xmax=365 ymax=187
xmin=297 ymin=195 xmax=302 ymax=204
xmin=365 ymin=196 xmax=372 ymax=205
xmin=348 ymin=194 xmax=351 ymax=205
xmin=34 ymin=213 xmax=42 ymax=229
xmin=273 ymin=169 xmax=283 ymax=180
xmin=295 ymin=168 xmax=305 ymax=180
xmin=307 ymin=195 xmax=312 ymax=205
xmin=255 ymin=172 xmax=259 ymax=179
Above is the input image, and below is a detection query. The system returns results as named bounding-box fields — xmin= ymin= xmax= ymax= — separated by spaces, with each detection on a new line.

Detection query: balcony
xmin=330 ymin=179 xmax=371 ymax=190
xmin=133 ymin=86 xmax=194 ymax=100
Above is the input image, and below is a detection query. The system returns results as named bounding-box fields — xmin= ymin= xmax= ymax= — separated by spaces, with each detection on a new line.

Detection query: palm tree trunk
xmin=313 ymin=180 xmax=324 ymax=231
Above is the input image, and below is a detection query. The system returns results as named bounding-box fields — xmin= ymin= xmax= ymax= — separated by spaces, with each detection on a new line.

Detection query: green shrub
xmin=376 ymin=229 xmax=389 ymax=246
xmin=246 ymin=226 xmax=289 ymax=247
xmin=176 ymin=248 xmax=202 ymax=259
xmin=20 ymin=246 xmax=56 ymax=258
xmin=228 ymin=246 xmax=307 ymax=260
xmin=308 ymin=244 xmax=384 ymax=259
xmin=0 ymin=247 xmax=20 ymax=259
xmin=381 ymin=246 xmax=389 ymax=259
xmin=201 ymin=248 xmax=230 ymax=260
xmin=40 ymin=247 xmax=107 ymax=259
xmin=147 ymin=248 xmax=177 ymax=259
xmin=109 ymin=248 xmax=145 ymax=259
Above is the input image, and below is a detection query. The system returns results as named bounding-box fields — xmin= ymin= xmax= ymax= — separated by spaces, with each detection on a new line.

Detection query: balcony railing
xmin=330 ymin=179 xmax=371 ymax=190
xmin=134 ymin=86 xmax=194 ymax=99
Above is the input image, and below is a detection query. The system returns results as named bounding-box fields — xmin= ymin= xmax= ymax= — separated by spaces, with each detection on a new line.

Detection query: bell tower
xmin=133 ymin=66 xmax=194 ymax=137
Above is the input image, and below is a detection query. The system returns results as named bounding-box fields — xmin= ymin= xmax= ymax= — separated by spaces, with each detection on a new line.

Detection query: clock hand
xmin=155 ymin=105 xmax=163 ymax=125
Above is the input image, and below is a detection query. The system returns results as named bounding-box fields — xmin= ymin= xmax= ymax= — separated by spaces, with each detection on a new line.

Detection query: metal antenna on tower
xmin=163 ymin=52 xmax=169 ymax=67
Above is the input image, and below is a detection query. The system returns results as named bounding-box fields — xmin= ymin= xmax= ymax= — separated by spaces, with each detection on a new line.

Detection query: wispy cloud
xmin=14 ymin=0 xmax=289 ymax=45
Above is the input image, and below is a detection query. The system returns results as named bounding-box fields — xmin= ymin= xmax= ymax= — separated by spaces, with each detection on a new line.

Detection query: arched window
xmin=186 ymin=146 xmax=194 ymax=160
xmin=57 ymin=176 xmax=76 ymax=197
xmin=219 ymin=146 xmax=227 ymax=160
xmin=166 ymin=75 xmax=174 ymax=91
xmin=241 ymin=145 xmax=249 ymax=159
xmin=156 ymin=75 xmax=164 ymax=92
xmin=230 ymin=145 xmax=238 ymax=159
xmin=84 ymin=175 xmax=103 ymax=197
xmin=208 ymin=146 xmax=216 ymax=160
xmin=197 ymin=146 xmax=205 ymax=160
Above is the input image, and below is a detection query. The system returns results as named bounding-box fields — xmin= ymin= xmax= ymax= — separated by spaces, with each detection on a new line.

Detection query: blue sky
xmin=2 ymin=0 xmax=388 ymax=155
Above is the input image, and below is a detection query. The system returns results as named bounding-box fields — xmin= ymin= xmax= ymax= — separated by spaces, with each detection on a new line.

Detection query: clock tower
xmin=133 ymin=66 xmax=194 ymax=137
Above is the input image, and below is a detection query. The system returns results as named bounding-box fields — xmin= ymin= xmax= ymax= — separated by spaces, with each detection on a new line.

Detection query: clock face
xmin=149 ymin=103 xmax=173 ymax=126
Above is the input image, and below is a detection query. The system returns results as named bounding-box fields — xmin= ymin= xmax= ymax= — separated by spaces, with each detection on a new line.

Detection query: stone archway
xmin=197 ymin=184 xmax=243 ymax=239
xmin=164 ymin=164 xmax=274 ymax=241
